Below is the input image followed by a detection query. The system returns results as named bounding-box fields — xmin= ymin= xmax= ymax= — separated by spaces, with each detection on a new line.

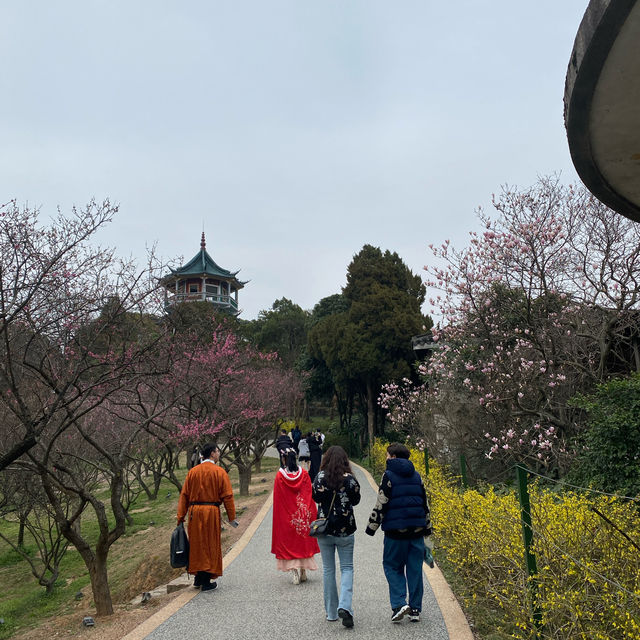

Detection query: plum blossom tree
xmin=25 ymin=376 xmax=179 ymax=616
xmin=219 ymin=363 xmax=305 ymax=494
xmin=0 ymin=199 xmax=165 ymax=471
xmin=0 ymin=199 xmax=178 ymax=614
xmin=0 ymin=466 xmax=71 ymax=593
xmin=173 ymin=328 xmax=305 ymax=495
xmin=384 ymin=177 xmax=640 ymax=473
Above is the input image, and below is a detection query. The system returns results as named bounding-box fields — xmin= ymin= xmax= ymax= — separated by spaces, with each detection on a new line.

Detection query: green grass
xmin=0 ymin=463 xmax=187 ymax=638
xmin=298 ymin=417 xmax=340 ymax=432
xmin=0 ymin=455 xmax=280 ymax=638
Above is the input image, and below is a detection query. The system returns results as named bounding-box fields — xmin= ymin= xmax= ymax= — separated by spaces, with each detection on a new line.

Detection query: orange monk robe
xmin=177 ymin=461 xmax=236 ymax=578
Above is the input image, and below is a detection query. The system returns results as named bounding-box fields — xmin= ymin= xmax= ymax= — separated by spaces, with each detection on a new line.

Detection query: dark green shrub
xmin=569 ymin=374 xmax=640 ymax=497
xmin=322 ymin=433 xmax=351 ymax=454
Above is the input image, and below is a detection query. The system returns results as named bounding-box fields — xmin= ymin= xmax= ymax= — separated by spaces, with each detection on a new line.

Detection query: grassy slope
xmin=0 ymin=456 xmax=279 ymax=639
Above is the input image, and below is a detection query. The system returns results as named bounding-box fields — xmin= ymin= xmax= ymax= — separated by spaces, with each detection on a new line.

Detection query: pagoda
xmin=161 ymin=233 xmax=246 ymax=315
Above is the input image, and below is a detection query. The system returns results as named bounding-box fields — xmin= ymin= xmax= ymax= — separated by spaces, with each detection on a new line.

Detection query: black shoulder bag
xmin=170 ymin=522 xmax=190 ymax=568
xmin=309 ymin=491 xmax=336 ymax=537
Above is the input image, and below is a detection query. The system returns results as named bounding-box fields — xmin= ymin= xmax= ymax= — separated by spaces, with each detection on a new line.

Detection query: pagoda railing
xmin=165 ymin=292 xmax=239 ymax=310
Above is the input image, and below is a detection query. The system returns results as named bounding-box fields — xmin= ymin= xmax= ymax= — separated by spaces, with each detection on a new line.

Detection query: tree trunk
xmin=17 ymin=518 xmax=26 ymax=548
xmin=72 ymin=513 xmax=82 ymax=537
xmin=366 ymin=379 xmax=375 ymax=447
xmin=135 ymin=461 xmax=154 ymax=500
xmin=167 ymin=467 xmax=183 ymax=492
xmin=254 ymin=457 xmax=262 ymax=473
xmin=43 ymin=568 xmax=59 ymax=594
xmin=88 ymin=551 xmax=114 ymax=616
xmin=237 ymin=463 xmax=252 ymax=497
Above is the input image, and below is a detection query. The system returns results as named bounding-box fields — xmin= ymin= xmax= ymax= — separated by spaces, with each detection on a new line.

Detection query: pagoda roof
xmin=161 ymin=233 xmax=247 ymax=286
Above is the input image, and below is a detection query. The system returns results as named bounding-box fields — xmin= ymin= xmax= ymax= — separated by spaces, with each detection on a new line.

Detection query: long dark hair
xmin=285 ymin=450 xmax=298 ymax=472
xmin=319 ymin=446 xmax=352 ymax=490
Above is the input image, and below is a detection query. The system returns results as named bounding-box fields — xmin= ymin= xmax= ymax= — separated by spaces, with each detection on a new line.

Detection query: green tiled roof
xmin=172 ymin=248 xmax=235 ymax=278
xmin=161 ymin=234 xmax=247 ymax=286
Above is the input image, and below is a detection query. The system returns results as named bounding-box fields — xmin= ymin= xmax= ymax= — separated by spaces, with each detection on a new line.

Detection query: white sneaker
xmin=391 ymin=604 xmax=410 ymax=623
xmin=291 ymin=568 xmax=300 ymax=584
xmin=299 ymin=569 xmax=307 ymax=582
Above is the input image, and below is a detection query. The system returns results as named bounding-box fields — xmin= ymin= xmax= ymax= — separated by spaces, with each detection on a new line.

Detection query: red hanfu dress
xmin=271 ymin=467 xmax=320 ymax=571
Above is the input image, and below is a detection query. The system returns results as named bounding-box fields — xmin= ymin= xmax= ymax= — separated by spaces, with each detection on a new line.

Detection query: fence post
xmin=515 ymin=464 xmax=543 ymax=635
xmin=423 ymin=447 xmax=429 ymax=477
xmin=459 ymin=453 xmax=468 ymax=488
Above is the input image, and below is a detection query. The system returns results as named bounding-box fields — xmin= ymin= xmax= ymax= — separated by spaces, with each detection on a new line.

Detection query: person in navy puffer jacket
xmin=365 ymin=443 xmax=432 ymax=624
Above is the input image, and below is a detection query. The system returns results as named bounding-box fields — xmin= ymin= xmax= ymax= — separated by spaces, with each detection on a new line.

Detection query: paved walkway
xmin=126 ymin=463 xmax=472 ymax=640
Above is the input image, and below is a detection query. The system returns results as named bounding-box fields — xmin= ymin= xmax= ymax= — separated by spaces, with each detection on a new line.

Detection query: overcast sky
xmin=1 ymin=1 xmax=587 ymax=320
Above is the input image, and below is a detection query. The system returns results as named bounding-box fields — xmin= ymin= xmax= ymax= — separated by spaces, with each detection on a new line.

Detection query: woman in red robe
xmin=271 ymin=450 xmax=320 ymax=584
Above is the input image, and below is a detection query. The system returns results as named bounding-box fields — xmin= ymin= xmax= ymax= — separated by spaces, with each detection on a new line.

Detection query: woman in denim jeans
xmin=312 ymin=446 xmax=361 ymax=628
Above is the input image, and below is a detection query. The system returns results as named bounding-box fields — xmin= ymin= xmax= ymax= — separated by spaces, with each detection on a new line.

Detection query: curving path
xmin=124 ymin=463 xmax=472 ymax=640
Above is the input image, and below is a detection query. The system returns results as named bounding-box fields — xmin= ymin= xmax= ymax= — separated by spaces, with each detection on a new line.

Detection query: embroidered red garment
xmin=271 ymin=467 xmax=320 ymax=560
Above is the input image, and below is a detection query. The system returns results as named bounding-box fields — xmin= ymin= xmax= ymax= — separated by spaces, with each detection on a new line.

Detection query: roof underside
xmin=564 ymin=0 xmax=640 ymax=222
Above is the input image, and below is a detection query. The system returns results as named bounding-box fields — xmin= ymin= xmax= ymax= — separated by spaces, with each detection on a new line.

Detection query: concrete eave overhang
xmin=564 ymin=0 xmax=640 ymax=221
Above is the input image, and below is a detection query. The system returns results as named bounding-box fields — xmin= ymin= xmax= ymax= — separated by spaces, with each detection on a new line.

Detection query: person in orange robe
xmin=271 ymin=449 xmax=320 ymax=584
xmin=177 ymin=443 xmax=236 ymax=591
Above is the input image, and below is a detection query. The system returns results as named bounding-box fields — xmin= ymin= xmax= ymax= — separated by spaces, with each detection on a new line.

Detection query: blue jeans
xmin=382 ymin=536 xmax=425 ymax=611
xmin=317 ymin=534 xmax=355 ymax=619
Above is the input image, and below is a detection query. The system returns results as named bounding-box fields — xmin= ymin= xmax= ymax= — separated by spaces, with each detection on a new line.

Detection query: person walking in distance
xmin=188 ymin=445 xmax=201 ymax=469
xmin=365 ymin=443 xmax=432 ymax=623
xmin=291 ymin=423 xmax=302 ymax=453
xmin=297 ymin=433 xmax=311 ymax=471
xmin=307 ymin=431 xmax=323 ymax=482
xmin=177 ymin=443 xmax=237 ymax=591
xmin=312 ymin=446 xmax=361 ymax=628
xmin=271 ymin=450 xmax=320 ymax=584
xmin=275 ymin=428 xmax=294 ymax=466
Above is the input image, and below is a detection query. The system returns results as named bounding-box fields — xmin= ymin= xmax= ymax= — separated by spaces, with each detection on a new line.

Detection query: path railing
xmin=370 ymin=441 xmax=640 ymax=639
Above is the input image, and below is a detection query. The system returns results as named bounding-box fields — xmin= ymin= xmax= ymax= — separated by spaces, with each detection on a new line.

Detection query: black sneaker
xmin=338 ymin=608 xmax=354 ymax=628
xmin=408 ymin=608 xmax=420 ymax=622
xmin=201 ymin=581 xmax=217 ymax=591
xmin=391 ymin=604 xmax=410 ymax=623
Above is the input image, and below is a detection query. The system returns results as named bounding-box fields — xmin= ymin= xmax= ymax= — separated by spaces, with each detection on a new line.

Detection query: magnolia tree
xmin=383 ymin=177 xmax=640 ymax=473
xmin=173 ymin=329 xmax=305 ymax=495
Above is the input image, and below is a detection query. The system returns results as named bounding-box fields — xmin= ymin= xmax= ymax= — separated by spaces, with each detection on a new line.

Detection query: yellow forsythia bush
xmin=371 ymin=440 xmax=640 ymax=639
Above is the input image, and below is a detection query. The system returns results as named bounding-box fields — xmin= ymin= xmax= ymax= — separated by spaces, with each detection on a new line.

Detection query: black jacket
xmin=312 ymin=471 xmax=361 ymax=536
xmin=275 ymin=434 xmax=294 ymax=454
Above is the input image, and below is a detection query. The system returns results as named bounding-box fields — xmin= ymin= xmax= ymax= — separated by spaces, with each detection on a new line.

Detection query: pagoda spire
xmin=200 ymin=231 xmax=206 ymax=250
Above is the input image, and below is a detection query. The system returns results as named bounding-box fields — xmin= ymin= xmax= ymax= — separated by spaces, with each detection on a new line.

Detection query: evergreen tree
xmin=309 ymin=245 xmax=431 ymax=446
